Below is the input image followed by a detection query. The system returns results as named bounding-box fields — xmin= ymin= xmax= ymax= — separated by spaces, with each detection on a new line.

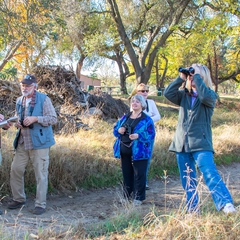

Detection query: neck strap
xmin=21 ymin=90 xmax=37 ymax=117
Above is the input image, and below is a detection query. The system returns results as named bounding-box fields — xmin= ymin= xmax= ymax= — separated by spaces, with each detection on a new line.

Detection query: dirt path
xmin=1 ymin=162 xmax=240 ymax=239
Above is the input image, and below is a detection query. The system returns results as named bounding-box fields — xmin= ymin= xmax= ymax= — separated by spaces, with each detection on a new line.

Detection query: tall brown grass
xmin=0 ymin=96 xmax=240 ymax=239
xmin=1 ymin=97 xmax=240 ymax=194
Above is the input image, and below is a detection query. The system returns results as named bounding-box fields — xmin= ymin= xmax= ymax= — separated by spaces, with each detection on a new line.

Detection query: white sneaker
xmin=222 ymin=203 xmax=236 ymax=214
xmin=132 ymin=199 xmax=142 ymax=206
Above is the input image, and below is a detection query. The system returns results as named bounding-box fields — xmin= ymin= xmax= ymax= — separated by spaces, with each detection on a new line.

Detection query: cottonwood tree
xmin=0 ymin=0 xmax=60 ymax=75
xmin=148 ymin=0 xmax=240 ymax=93
xmin=59 ymin=0 xmax=131 ymax=93
xmin=106 ymin=0 xmax=193 ymax=85
xmin=170 ymin=9 xmax=239 ymax=92
xmin=60 ymin=0 xmax=196 ymax=92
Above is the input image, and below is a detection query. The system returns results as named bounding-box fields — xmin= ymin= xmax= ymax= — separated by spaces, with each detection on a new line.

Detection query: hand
xmin=180 ymin=72 xmax=187 ymax=81
xmin=118 ymin=127 xmax=126 ymax=135
xmin=23 ymin=116 xmax=38 ymax=127
xmin=15 ymin=120 xmax=23 ymax=129
xmin=3 ymin=122 xmax=12 ymax=130
xmin=0 ymin=114 xmax=4 ymax=122
xmin=129 ymin=133 xmax=139 ymax=140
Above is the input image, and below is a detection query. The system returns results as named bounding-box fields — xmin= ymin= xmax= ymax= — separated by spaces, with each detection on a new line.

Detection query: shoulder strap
xmin=146 ymin=100 xmax=149 ymax=112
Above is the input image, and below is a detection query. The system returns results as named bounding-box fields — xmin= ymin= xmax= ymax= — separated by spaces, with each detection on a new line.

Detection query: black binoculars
xmin=122 ymin=123 xmax=132 ymax=135
xmin=20 ymin=119 xmax=33 ymax=129
xmin=179 ymin=67 xmax=195 ymax=75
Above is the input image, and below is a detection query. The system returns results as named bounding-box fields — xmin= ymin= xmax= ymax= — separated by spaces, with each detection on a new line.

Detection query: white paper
xmin=0 ymin=116 xmax=18 ymax=128
xmin=6 ymin=116 xmax=18 ymax=122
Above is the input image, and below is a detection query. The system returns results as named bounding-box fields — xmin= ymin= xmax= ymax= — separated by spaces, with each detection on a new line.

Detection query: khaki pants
xmin=10 ymin=143 xmax=50 ymax=209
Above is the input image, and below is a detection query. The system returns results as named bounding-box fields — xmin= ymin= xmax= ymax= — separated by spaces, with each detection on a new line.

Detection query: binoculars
xmin=179 ymin=67 xmax=195 ymax=75
xmin=20 ymin=119 xmax=33 ymax=129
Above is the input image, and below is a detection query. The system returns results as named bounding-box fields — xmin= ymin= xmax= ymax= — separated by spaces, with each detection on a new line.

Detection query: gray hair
xmin=131 ymin=94 xmax=147 ymax=110
xmin=32 ymin=83 xmax=38 ymax=89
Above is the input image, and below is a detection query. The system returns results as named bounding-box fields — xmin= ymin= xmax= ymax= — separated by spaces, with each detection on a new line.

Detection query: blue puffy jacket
xmin=113 ymin=112 xmax=155 ymax=160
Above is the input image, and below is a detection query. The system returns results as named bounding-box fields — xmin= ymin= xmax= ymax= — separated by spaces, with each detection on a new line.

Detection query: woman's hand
xmin=180 ymin=72 xmax=187 ymax=81
xmin=129 ymin=133 xmax=139 ymax=140
xmin=118 ymin=127 xmax=126 ymax=135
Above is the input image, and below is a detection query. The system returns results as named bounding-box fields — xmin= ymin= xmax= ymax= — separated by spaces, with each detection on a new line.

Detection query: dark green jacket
xmin=164 ymin=74 xmax=217 ymax=153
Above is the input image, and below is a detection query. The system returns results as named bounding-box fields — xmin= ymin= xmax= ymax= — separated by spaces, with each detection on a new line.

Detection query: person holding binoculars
xmin=7 ymin=74 xmax=57 ymax=215
xmin=113 ymin=94 xmax=155 ymax=206
xmin=164 ymin=64 xmax=236 ymax=214
xmin=128 ymin=84 xmax=161 ymax=190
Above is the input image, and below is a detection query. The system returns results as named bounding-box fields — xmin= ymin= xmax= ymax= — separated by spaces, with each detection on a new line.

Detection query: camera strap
xmin=125 ymin=112 xmax=142 ymax=132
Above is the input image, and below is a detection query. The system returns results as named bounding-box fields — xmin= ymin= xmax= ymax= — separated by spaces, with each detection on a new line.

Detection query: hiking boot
xmin=33 ymin=207 xmax=45 ymax=215
xmin=8 ymin=200 xmax=25 ymax=209
xmin=222 ymin=203 xmax=236 ymax=215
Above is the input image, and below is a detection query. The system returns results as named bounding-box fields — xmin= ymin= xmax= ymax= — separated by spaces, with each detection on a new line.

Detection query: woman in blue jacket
xmin=113 ymin=94 xmax=155 ymax=205
xmin=164 ymin=64 xmax=236 ymax=214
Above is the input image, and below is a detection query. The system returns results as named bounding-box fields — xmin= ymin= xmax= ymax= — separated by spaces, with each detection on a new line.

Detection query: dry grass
xmin=0 ymin=96 xmax=240 ymax=239
xmin=1 ymin=97 xmax=240 ymax=193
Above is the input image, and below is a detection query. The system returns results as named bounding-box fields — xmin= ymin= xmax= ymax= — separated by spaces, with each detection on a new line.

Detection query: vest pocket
xmin=32 ymin=128 xmax=49 ymax=146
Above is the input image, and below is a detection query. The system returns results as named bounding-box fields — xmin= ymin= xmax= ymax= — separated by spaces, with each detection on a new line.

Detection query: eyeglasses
xmin=138 ymin=90 xmax=149 ymax=93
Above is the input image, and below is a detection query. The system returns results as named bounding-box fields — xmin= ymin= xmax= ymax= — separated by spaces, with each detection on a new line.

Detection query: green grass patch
xmin=85 ymin=210 xmax=143 ymax=238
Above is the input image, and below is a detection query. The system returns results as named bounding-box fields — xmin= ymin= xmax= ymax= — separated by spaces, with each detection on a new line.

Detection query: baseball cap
xmin=21 ymin=74 xmax=37 ymax=85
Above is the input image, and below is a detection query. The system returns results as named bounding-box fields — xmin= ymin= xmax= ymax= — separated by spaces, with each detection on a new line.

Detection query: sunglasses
xmin=138 ymin=90 xmax=149 ymax=93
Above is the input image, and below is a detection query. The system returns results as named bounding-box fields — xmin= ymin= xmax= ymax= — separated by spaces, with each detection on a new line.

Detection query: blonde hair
xmin=186 ymin=64 xmax=213 ymax=90
xmin=137 ymin=83 xmax=149 ymax=91
xmin=128 ymin=83 xmax=149 ymax=100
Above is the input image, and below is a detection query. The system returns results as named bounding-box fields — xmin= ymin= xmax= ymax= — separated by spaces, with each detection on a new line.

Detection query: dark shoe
xmin=146 ymin=185 xmax=151 ymax=190
xmin=8 ymin=200 xmax=25 ymax=209
xmin=33 ymin=207 xmax=45 ymax=215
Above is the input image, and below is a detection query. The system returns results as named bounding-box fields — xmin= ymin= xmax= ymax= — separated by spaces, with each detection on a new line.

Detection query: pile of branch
xmin=0 ymin=65 xmax=130 ymax=134
xmin=0 ymin=79 xmax=20 ymax=117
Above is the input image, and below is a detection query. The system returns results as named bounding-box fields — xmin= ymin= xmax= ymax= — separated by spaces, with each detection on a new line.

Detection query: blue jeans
xmin=176 ymin=151 xmax=233 ymax=212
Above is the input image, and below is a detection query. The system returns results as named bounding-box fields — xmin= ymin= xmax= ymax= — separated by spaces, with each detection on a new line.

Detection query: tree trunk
xmin=160 ymin=55 xmax=168 ymax=88
xmin=0 ymin=40 xmax=23 ymax=72
xmin=155 ymin=57 xmax=160 ymax=89
xmin=213 ymin=44 xmax=219 ymax=93
xmin=107 ymin=0 xmax=191 ymax=85
xmin=76 ymin=54 xmax=86 ymax=81
xmin=115 ymin=51 xmax=128 ymax=94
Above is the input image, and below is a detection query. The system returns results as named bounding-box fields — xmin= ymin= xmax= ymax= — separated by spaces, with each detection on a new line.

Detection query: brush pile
xmin=0 ymin=65 xmax=129 ymax=134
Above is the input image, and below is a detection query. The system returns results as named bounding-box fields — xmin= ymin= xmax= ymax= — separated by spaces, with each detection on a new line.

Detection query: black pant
xmin=120 ymin=144 xmax=148 ymax=201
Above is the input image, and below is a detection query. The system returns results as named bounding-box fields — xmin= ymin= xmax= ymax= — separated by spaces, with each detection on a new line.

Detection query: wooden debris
xmin=0 ymin=65 xmax=129 ymax=134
